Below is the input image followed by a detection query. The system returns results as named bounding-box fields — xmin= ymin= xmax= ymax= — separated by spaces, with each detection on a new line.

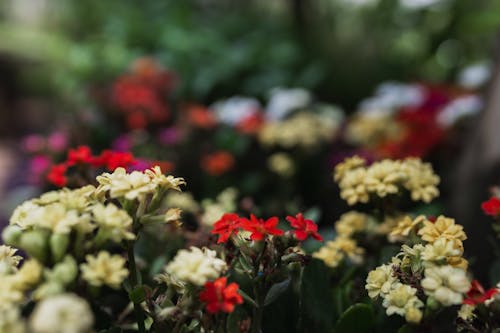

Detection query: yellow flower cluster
xmin=367 ymin=215 xmax=471 ymax=324
xmin=258 ymin=111 xmax=341 ymax=149
xmin=344 ymin=114 xmax=403 ymax=147
xmin=334 ymin=211 xmax=370 ymax=237
xmin=334 ymin=156 xmax=440 ymax=205
xmin=313 ymin=237 xmax=364 ymax=268
xmin=80 ymin=251 xmax=128 ymax=289
xmin=267 ymin=153 xmax=295 ymax=177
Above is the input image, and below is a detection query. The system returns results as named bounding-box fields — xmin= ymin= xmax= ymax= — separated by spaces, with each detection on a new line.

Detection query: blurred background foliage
xmin=0 ymin=0 xmax=499 ymax=124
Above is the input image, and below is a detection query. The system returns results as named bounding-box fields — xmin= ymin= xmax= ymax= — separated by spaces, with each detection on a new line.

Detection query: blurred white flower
xmin=437 ymin=95 xmax=482 ymax=128
xmin=458 ymin=62 xmax=492 ymax=88
xmin=211 ymin=97 xmax=261 ymax=126
xmin=359 ymin=82 xmax=424 ymax=115
xmin=399 ymin=0 xmax=446 ymax=9
xmin=265 ymin=87 xmax=311 ymax=121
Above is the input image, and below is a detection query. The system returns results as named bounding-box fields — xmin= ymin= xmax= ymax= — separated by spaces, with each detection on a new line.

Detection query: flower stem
xmin=250 ymin=286 xmax=264 ymax=333
xmin=127 ymin=243 xmax=146 ymax=333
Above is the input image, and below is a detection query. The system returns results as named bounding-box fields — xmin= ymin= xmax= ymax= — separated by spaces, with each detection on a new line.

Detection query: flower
xmin=364 ymin=160 xmax=406 ymax=197
xmin=313 ymin=237 xmax=364 ymax=267
xmin=382 ymin=284 xmax=423 ymax=318
xmin=338 ymin=168 xmax=370 ymax=205
xmin=201 ymin=151 xmax=235 ymax=176
xmin=463 ymin=280 xmax=499 ymax=305
xmin=66 ymin=145 xmax=93 ymax=166
xmin=14 ymin=259 xmax=42 ymax=290
xmin=211 ymin=213 xmax=242 ymax=243
xmin=186 ymin=104 xmax=217 ymax=129
xmin=405 ymin=307 xmax=423 ymax=324
xmin=96 ymin=167 xmax=156 ymax=200
xmin=265 ymin=87 xmax=311 ymax=121
xmin=365 ymin=264 xmax=397 ymax=298
xmin=80 ymin=251 xmax=129 ymax=289
xmin=163 ymin=247 xmax=227 ymax=286
xmin=401 ymin=158 xmax=440 ymax=203
xmin=29 ymin=293 xmax=94 ymax=333
xmin=0 ymin=307 xmax=26 ymax=333
xmin=240 ymin=215 xmax=284 ymax=241
xmin=418 ymin=216 xmax=467 ymax=244
xmin=421 ymin=238 xmax=463 ymax=263
xmin=390 ymin=215 xmax=426 ymax=239
xmin=46 ymin=163 xmax=68 ymax=187
xmin=421 ymin=265 xmax=470 ymax=306
xmin=0 ymin=245 xmax=22 ymax=275
xmin=267 ymin=153 xmax=295 ymax=177
xmin=458 ymin=304 xmax=476 ymax=321
xmin=286 ymin=213 xmax=323 ymax=241
xmin=144 ymin=165 xmax=185 ymax=191
xmin=335 ymin=211 xmax=369 ymax=237
xmin=91 ymin=203 xmax=135 ymax=243
xmin=481 ymin=197 xmax=500 ymax=217
xmin=93 ymin=150 xmax=136 ymax=170
xmin=333 ymin=156 xmax=366 ymax=182
xmin=199 ymin=277 xmax=244 ymax=314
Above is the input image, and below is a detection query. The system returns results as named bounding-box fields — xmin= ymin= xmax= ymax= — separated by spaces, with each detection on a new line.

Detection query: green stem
xmin=250 ymin=285 xmax=264 ymax=333
xmin=127 ymin=243 xmax=146 ymax=333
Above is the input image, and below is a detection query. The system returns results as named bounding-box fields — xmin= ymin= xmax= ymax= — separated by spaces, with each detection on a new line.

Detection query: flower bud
xmin=49 ymin=255 xmax=78 ymax=285
xmin=50 ymin=233 xmax=70 ymax=263
xmin=34 ymin=282 xmax=64 ymax=300
xmin=19 ymin=229 xmax=49 ymax=263
xmin=2 ymin=225 xmax=23 ymax=247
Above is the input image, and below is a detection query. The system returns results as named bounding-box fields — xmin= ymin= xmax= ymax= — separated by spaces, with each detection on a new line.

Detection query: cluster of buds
xmin=366 ymin=215 xmax=472 ymax=326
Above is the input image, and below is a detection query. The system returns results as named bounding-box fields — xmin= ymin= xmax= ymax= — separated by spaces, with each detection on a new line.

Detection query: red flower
xmin=199 ymin=277 xmax=243 ymax=314
xmin=240 ymin=214 xmax=284 ymax=241
xmin=93 ymin=150 xmax=136 ymax=170
xmin=286 ymin=213 xmax=323 ymax=241
xmin=211 ymin=213 xmax=242 ymax=243
xmin=187 ymin=104 xmax=217 ymax=129
xmin=67 ymin=145 xmax=93 ymax=166
xmin=236 ymin=113 xmax=264 ymax=134
xmin=201 ymin=151 xmax=235 ymax=176
xmin=463 ymin=280 xmax=499 ymax=305
xmin=481 ymin=197 xmax=500 ymax=217
xmin=46 ymin=163 xmax=68 ymax=187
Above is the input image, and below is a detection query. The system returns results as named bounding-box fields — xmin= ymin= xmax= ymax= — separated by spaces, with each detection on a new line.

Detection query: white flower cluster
xmin=200 ymin=188 xmax=238 ymax=226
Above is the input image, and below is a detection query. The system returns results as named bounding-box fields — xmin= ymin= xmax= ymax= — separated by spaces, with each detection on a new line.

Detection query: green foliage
xmin=334 ymin=303 xmax=375 ymax=333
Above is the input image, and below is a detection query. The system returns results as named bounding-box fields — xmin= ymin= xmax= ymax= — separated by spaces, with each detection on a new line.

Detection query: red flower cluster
xmin=211 ymin=212 xmax=322 ymax=243
xmin=46 ymin=145 xmax=137 ymax=187
xmin=481 ymin=197 xmax=500 ymax=217
xmin=199 ymin=277 xmax=243 ymax=314
xmin=463 ymin=280 xmax=499 ymax=305
xmin=111 ymin=58 xmax=176 ymax=129
xmin=201 ymin=151 xmax=235 ymax=176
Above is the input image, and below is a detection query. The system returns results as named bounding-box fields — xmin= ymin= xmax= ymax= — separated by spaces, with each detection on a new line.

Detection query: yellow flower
xmin=364 ymin=160 xmax=406 ymax=197
xmin=96 ymin=167 xmax=156 ymax=200
xmin=365 ymin=264 xmax=397 ymax=298
xmin=458 ymin=304 xmax=475 ymax=321
xmin=382 ymin=284 xmax=423 ymax=317
xmin=80 ymin=251 xmax=128 ymax=289
xmin=405 ymin=307 xmax=423 ymax=324
xmin=0 ymin=307 xmax=26 ymax=333
xmin=418 ymin=216 xmax=467 ymax=244
xmin=313 ymin=246 xmax=344 ymax=268
xmin=0 ymin=245 xmax=22 ymax=275
xmin=421 ymin=238 xmax=463 ymax=263
xmin=268 ymin=153 xmax=295 ymax=177
xmin=335 ymin=211 xmax=369 ymax=237
xmin=339 ymin=168 xmax=370 ymax=205
xmin=421 ymin=265 xmax=470 ymax=306
xmin=0 ymin=275 xmax=24 ymax=308
xmin=14 ymin=259 xmax=42 ymax=290
xmin=145 ymin=166 xmax=185 ymax=191
xmin=333 ymin=156 xmax=366 ymax=182
xmin=390 ymin=215 xmax=426 ymax=239
xmin=313 ymin=237 xmax=364 ymax=268
xmin=401 ymin=158 xmax=440 ymax=203
xmin=91 ymin=203 xmax=135 ymax=242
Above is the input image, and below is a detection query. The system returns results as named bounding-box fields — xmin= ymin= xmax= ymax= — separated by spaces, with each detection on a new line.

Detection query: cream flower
xmin=9 ymin=200 xmax=39 ymax=229
xmin=421 ymin=265 xmax=470 ymax=306
xmin=80 ymin=251 xmax=128 ymax=289
xmin=458 ymin=304 xmax=475 ymax=321
xmin=364 ymin=160 xmax=406 ymax=197
xmin=162 ymin=247 xmax=227 ymax=286
xmin=390 ymin=215 xmax=426 ymax=239
xmin=313 ymin=237 xmax=364 ymax=268
xmin=36 ymin=203 xmax=90 ymax=234
xmin=14 ymin=259 xmax=43 ymax=290
xmin=145 ymin=166 xmax=185 ymax=191
xmin=421 ymin=238 xmax=463 ymax=262
xmin=365 ymin=264 xmax=397 ymax=298
xmin=96 ymin=167 xmax=156 ymax=200
xmin=405 ymin=306 xmax=423 ymax=324
xmin=29 ymin=293 xmax=94 ymax=333
xmin=401 ymin=158 xmax=440 ymax=203
xmin=0 ymin=245 xmax=22 ymax=275
xmin=313 ymin=245 xmax=344 ymax=268
xmin=418 ymin=216 xmax=467 ymax=244
xmin=164 ymin=208 xmax=182 ymax=225
xmin=335 ymin=211 xmax=368 ymax=237
xmin=382 ymin=284 xmax=423 ymax=317
xmin=91 ymin=203 xmax=135 ymax=242
xmin=333 ymin=156 xmax=366 ymax=182
xmin=268 ymin=153 xmax=295 ymax=177
xmin=165 ymin=192 xmax=199 ymax=213
xmin=0 ymin=307 xmax=26 ymax=333
xmin=339 ymin=168 xmax=370 ymax=205
xmin=0 ymin=276 xmax=23 ymax=308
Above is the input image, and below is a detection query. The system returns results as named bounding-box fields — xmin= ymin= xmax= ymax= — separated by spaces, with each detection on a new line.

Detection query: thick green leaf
xmin=264 ymin=277 xmax=291 ymax=306
xmin=334 ymin=303 xmax=374 ymax=333
xmin=128 ymin=285 xmax=146 ymax=304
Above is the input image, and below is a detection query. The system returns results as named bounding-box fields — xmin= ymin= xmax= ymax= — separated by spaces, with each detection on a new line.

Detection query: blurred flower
xmin=458 ymin=62 xmax=492 ymax=89
xmin=265 ymin=87 xmax=311 ymax=121
xmin=186 ymin=104 xmax=217 ymax=129
xmin=236 ymin=113 xmax=264 ymax=134
xmin=80 ymin=251 xmax=128 ymax=289
xmin=481 ymin=197 xmax=500 ymax=217
xmin=211 ymin=97 xmax=261 ymax=126
xmin=267 ymin=153 xmax=295 ymax=177
xmin=390 ymin=215 xmax=425 ymax=239
xmin=201 ymin=151 xmax=235 ymax=176
xmin=199 ymin=277 xmax=243 ymax=314
xmin=399 ymin=0 xmax=446 ymax=9
xmin=335 ymin=211 xmax=369 ymax=237
xmin=240 ymin=215 xmax=284 ymax=241
xmin=463 ymin=280 xmax=499 ymax=305
xmin=211 ymin=213 xmax=241 ymax=243
xmin=29 ymin=293 xmax=94 ymax=333
xmin=0 ymin=307 xmax=26 ymax=333
xmin=22 ymin=135 xmax=45 ymax=153
xmin=421 ymin=265 xmax=470 ymax=306
xmin=359 ymin=82 xmax=424 ymax=113
xmin=28 ymin=155 xmax=51 ymax=184
xmin=418 ymin=215 xmax=467 ymax=244
xmin=46 ymin=163 xmax=68 ymax=187
xmin=382 ymin=284 xmax=423 ymax=320
xmin=0 ymin=245 xmax=22 ymax=275
xmin=313 ymin=237 xmax=364 ymax=267
xmin=47 ymin=132 xmax=69 ymax=153
xmin=93 ymin=150 xmax=136 ymax=171
xmin=437 ymin=95 xmax=482 ymax=128
xmin=67 ymin=145 xmax=93 ymax=166
xmin=158 ymin=127 xmax=182 ymax=145
xmin=286 ymin=213 xmax=323 ymax=241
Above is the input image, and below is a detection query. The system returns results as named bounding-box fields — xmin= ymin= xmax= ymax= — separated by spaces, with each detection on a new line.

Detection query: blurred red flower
xmin=463 ymin=280 xmax=498 ymax=305
xmin=286 ymin=213 xmax=323 ymax=241
xmin=481 ymin=197 xmax=500 ymax=217
xmin=201 ymin=151 xmax=235 ymax=176
xmin=67 ymin=145 xmax=94 ymax=165
xmin=46 ymin=163 xmax=68 ymax=187
xmin=187 ymin=104 xmax=217 ymax=129
xmin=199 ymin=277 xmax=243 ymax=314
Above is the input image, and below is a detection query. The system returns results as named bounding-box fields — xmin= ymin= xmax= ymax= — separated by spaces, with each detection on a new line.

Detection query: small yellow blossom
xmin=405 ymin=307 xmax=423 ymax=324
xmin=365 ymin=264 xmax=397 ymax=298
xmin=0 ymin=245 xmax=22 ymax=275
xmin=339 ymin=168 xmax=370 ymax=205
xmin=80 ymin=251 xmax=128 ymax=289
xmin=418 ymin=216 xmax=467 ymax=244
xmin=458 ymin=304 xmax=475 ymax=321
xmin=390 ymin=215 xmax=426 ymax=239
xmin=364 ymin=160 xmax=406 ymax=197
xmin=382 ymin=283 xmax=423 ymax=317
xmin=335 ymin=211 xmax=369 ymax=237
xmin=313 ymin=237 xmax=364 ymax=268
xmin=0 ymin=307 xmax=26 ymax=333
xmin=96 ymin=167 xmax=156 ymax=200
xmin=421 ymin=238 xmax=463 ymax=263
xmin=14 ymin=259 xmax=42 ymax=290
xmin=333 ymin=156 xmax=366 ymax=182
xmin=267 ymin=153 xmax=295 ymax=177
xmin=401 ymin=158 xmax=440 ymax=203
xmin=91 ymin=203 xmax=135 ymax=242
xmin=145 ymin=166 xmax=185 ymax=191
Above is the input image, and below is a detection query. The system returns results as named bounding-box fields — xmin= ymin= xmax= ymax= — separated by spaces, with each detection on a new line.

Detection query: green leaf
xmin=398 ymin=324 xmax=416 ymax=333
xmin=490 ymin=259 xmax=500 ymax=286
xmin=334 ymin=303 xmax=374 ymax=333
xmin=128 ymin=285 xmax=146 ymax=304
xmin=238 ymin=288 xmax=258 ymax=308
xmin=264 ymin=277 xmax=291 ymax=306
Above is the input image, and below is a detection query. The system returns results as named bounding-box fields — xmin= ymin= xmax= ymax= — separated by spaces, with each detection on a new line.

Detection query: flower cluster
xmin=334 ymin=156 xmax=440 ymax=205
xmin=366 ymin=215 xmax=471 ymax=324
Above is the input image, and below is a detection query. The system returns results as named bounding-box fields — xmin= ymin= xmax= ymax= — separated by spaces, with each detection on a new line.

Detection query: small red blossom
xmin=46 ymin=163 xmax=68 ymax=187
xmin=481 ymin=197 xmax=500 ymax=217
xmin=463 ymin=280 xmax=499 ymax=305
xmin=93 ymin=150 xmax=136 ymax=170
xmin=236 ymin=113 xmax=264 ymax=134
xmin=211 ymin=213 xmax=242 ymax=243
xmin=67 ymin=145 xmax=93 ymax=166
xmin=286 ymin=213 xmax=323 ymax=241
xmin=201 ymin=151 xmax=235 ymax=176
xmin=186 ymin=104 xmax=217 ymax=129
xmin=240 ymin=214 xmax=284 ymax=241
xmin=199 ymin=277 xmax=243 ymax=314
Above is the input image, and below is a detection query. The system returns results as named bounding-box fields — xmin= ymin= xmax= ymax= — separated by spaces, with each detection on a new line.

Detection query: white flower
xmin=9 ymin=200 xmax=39 ymax=229
xmin=0 ymin=245 xmax=22 ymax=275
xmin=421 ymin=238 xmax=463 ymax=262
xmin=365 ymin=264 xmax=397 ymax=298
xmin=29 ymin=293 xmax=94 ymax=333
xmin=382 ymin=284 xmax=423 ymax=317
xmin=458 ymin=61 xmax=492 ymax=89
xmin=399 ymin=0 xmax=445 ymax=9
xmin=96 ymin=167 xmax=156 ymax=200
xmin=80 ymin=251 xmax=129 ymax=289
xmin=265 ymin=87 xmax=311 ymax=121
xmin=437 ymin=95 xmax=482 ymax=128
xmin=421 ymin=265 xmax=471 ymax=306
xmin=145 ymin=166 xmax=185 ymax=191
xmin=0 ymin=307 xmax=26 ymax=333
xmin=211 ymin=97 xmax=261 ymax=126
xmin=163 ymin=247 xmax=227 ymax=286
xmin=359 ymin=82 xmax=424 ymax=113
xmin=36 ymin=203 xmax=90 ymax=234
xmin=91 ymin=203 xmax=135 ymax=242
